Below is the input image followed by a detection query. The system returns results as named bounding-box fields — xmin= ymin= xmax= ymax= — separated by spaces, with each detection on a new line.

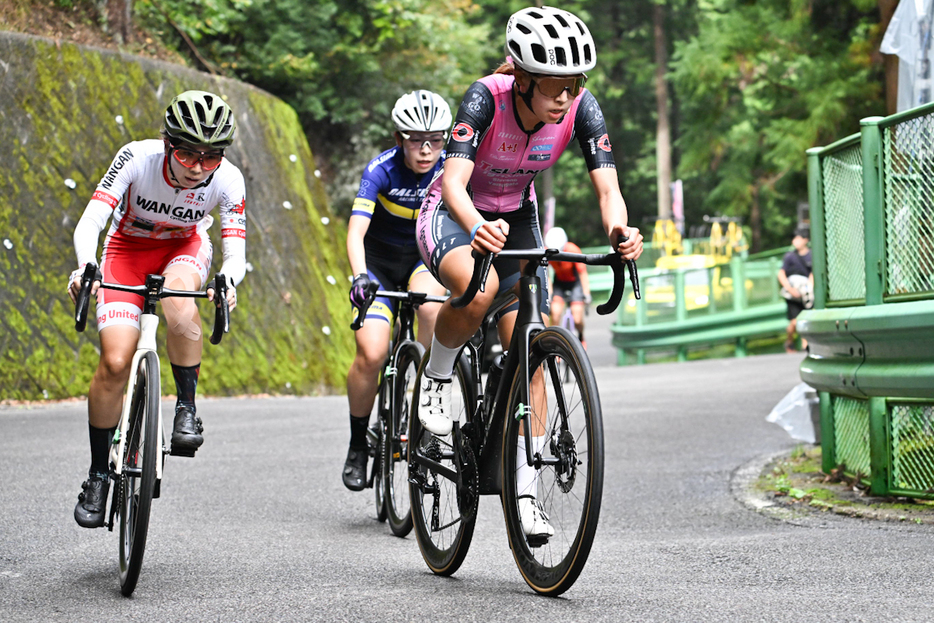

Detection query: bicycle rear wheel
xmin=408 ymin=351 xmax=477 ymax=575
xmin=385 ymin=341 xmax=424 ymax=537
xmin=502 ymin=327 xmax=603 ymax=596
xmin=118 ymin=350 xmax=160 ymax=596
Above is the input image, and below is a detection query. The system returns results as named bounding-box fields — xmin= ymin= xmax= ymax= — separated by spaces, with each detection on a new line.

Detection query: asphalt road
xmin=2 ymin=351 xmax=932 ymax=622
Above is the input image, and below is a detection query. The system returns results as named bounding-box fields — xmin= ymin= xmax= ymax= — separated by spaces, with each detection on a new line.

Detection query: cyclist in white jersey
xmin=66 ymin=90 xmax=245 ymax=528
xmin=414 ymin=6 xmax=643 ymax=538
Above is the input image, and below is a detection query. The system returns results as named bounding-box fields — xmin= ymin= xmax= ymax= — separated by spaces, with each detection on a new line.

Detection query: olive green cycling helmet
xmin=164 ymin=90 xmax=236 ymax=148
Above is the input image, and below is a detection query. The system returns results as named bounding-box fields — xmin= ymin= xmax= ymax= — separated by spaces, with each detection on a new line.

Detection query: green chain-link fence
xmin=804 ymin=104 xmax=934 ymax=500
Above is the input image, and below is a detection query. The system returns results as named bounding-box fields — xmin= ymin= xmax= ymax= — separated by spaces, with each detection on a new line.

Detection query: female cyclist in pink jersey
xmin=414 ymin=6 xmax=643 ymax=537
xmin=66 ymin=90 xmax=244 ymax=528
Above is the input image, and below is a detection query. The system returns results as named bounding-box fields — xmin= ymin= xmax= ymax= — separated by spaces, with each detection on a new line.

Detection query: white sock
xmin=425 ymin=334 xmax=459 ymax=380
xmin=516 ymin=435 xmax=546 ymax=498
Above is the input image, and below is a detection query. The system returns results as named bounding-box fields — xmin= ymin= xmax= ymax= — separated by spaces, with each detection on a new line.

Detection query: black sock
xmin=172 ymin=363 xmax=200 ymax=412
xmin=349 ymin=413 xmax=369 ymax=449
xmin=88 ymin=423 xmax=115 ymax=479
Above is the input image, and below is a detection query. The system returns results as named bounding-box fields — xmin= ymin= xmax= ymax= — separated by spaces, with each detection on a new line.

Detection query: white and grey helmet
xmin=506 ymin=6 xmax=596 ymax=75
xmin=391 ymin=90 xmax=453 ymax=136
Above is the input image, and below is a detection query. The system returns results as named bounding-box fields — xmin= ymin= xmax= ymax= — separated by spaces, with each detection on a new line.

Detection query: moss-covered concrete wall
xmin=0 ymin=31 xmax=355 ymax=400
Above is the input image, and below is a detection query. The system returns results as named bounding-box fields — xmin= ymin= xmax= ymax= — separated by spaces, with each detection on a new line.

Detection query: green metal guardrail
xmin=606 ymin=253 xmax=788 ymax=365
xmin=801 ymin=102 xmax=934 ymax=499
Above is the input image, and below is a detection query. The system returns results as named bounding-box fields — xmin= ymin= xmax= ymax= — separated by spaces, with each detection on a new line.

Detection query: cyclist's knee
xmin=353 ymin=345 xmax=386 ymax=375
xmin=164 ymin=298 xmax=202 ymax=341
xmin=97 ymin=350 xmax=132 ymax=381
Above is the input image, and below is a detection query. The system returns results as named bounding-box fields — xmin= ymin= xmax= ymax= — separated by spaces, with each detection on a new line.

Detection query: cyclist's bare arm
xmin=589 ymin=168 xmax=643 ymax=260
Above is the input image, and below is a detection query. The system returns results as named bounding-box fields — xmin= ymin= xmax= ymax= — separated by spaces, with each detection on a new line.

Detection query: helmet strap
xmin=515 ymin=76 xmax=538 ymax=120
xmin=164 ymin=147 xmax=183 ymax=187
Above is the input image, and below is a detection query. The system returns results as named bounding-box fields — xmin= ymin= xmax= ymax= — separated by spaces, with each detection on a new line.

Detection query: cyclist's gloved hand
xmin=349 ymin=273 xmax=374 ymax=309
xmin=67 ymin=264 xmax=102 ymax=304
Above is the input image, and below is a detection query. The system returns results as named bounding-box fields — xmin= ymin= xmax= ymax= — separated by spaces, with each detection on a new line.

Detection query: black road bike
xmin=74 ymin=263 xmax=229 ymax=596
xmin=407 ymin=243 xmax=639 ymax=596
xmin=352 ymin=286 xmax=446 ymax=536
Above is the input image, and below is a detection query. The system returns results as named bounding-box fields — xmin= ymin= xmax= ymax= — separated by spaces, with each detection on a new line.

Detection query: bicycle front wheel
xmin=372 ymin=417 xmax=387 ymax=523
xmin=502 ymin=327 xmax=604 ymax=596
xmin=384 ymin=341 xmax=424 ymax=537
xmin=409 ymin=351 xmax=477 ymax=575
xmin=118 ymin=350 xmax=161 ymax=596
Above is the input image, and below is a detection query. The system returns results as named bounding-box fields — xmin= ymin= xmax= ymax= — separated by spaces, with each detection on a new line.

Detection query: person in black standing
xmin=777 ymin=227 xmax=813 ymax=353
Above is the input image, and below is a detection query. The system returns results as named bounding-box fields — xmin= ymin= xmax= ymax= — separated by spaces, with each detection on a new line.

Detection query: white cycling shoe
xmin=418 ymin=375 xmax=453 ymax=436
xmin=518 ymin=495 xmax=555 ymax=538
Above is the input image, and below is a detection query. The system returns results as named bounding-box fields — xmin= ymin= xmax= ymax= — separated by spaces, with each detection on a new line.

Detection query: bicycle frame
xmin=110 ymin=309 xmax=164 ymax=484
xmin=445 ymin=244 xmax=639 ymax=495
xmin=74 ymin=267 xmax=230 ymax=500
xmin=461 ymin=260 xmax=552 ymax=495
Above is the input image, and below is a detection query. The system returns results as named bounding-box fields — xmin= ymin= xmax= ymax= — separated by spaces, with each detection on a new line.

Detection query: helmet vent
xmin=516 ymin=23 xmax=532 ymax=35
xmin=531 ymin=43 xmax=547 ymax=65
xmin=569 ymin=37 xmax=579 ymax=65
xmin=577 ymin=22 xmax=586 ymax=35
xmin=555 ymin=47 xmax=567 ymax=67
xmin=554 ymin=14 xmax=569 ymax=28
xmin=544 ymin=24 xmax=558 ymax=39
xmin=584 ymin=44 xmax=593 ymax=66
xmin=509 ymin=40 xmax=524 ymax=60
xmin=528 ymin=10 xmax=543 ymax=19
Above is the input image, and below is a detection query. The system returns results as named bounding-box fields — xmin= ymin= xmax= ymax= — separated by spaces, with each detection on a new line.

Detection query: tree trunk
xmin=654 ymin=2 xmax=672 ymax=220
xmin=878 ymin=0 xmax=900 ymax=115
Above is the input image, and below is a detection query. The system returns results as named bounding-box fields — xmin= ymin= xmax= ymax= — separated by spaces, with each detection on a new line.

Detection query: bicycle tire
xmin=373 ymin=418 xmax=388 ymax=523
xmin=501 ymin=327 xmax=604 ymax=596
xmin=408 ymin=350 xmax=477 ymax=575
xmin=118 ymin=351 xmax=160 ymax=596
xmin=385 ymin=341 xmax=424 ymax=537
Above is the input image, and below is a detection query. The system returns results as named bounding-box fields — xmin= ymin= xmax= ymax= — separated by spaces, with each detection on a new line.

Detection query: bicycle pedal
xmin=169 ymin=445 xmax=198 ymax=457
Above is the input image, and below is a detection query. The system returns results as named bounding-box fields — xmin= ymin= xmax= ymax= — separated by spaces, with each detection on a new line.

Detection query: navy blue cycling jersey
xmin=351 ymin=146 xmax=443 ymax=247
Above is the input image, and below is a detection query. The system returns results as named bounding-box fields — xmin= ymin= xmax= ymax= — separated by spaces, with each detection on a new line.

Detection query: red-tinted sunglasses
xmin=172 ymin=146 xmax=224 ymax=171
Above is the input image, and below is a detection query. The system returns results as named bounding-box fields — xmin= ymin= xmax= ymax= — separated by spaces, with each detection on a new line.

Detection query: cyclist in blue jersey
xmin=342 ymin=90 xmax=453 ymax=491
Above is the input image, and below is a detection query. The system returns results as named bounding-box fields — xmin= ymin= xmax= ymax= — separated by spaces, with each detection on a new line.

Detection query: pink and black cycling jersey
xmin=90 ymin=139 xmax=246 ymax=243
xmin=430 ymin=73 xmax=616 ymax=215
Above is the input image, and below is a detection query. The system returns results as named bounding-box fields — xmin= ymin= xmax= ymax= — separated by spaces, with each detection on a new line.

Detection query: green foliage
xmin=135 ymin=0 xmax=490 ymax=209
xmin=671 ymin=0 xmax=883 ymax=249
xmin=0 ymin=34 xmax=354 ymax=400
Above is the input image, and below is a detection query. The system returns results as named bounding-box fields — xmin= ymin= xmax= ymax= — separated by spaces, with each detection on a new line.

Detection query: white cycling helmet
xmin=391 ymin=90 xmax=453 ymax=136
xmin=506 ymin=6 xmax=596 ymax=76
xmin=545 ymin=226 xmax=568 ymax=250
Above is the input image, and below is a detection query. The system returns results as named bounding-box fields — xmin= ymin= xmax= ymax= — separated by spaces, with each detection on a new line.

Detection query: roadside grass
xmin=756 ymin=445 xmax=934 ymax=525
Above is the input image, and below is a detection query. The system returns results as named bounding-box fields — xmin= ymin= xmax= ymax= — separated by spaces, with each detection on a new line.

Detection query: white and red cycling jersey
xmin=73 ymin=139 xmax=246 ymax=330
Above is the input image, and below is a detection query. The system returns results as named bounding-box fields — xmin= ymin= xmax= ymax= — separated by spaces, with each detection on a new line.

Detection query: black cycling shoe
xmin=342 ymin=446 xmax=368 ymax=491
xmin=170 ymin=407 xmax=204 ymax=457
xmin=74 ymin=475 xmax=110 ymax=528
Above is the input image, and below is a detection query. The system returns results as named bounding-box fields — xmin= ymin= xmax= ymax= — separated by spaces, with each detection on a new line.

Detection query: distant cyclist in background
xmin=414 ymin=6 xmax=643 ymax=537
xmin=66 ymin=90 xmax=244 ymax=528
xmin=342 ymin=90 xmax=452 ymax=491
xmin=544 ymin=226 xmax=592 ymax=348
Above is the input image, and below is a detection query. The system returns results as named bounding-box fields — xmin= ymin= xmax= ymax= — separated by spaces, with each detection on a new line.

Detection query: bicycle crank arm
xmin=410 ymin=450 xmax=458 ymax=483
